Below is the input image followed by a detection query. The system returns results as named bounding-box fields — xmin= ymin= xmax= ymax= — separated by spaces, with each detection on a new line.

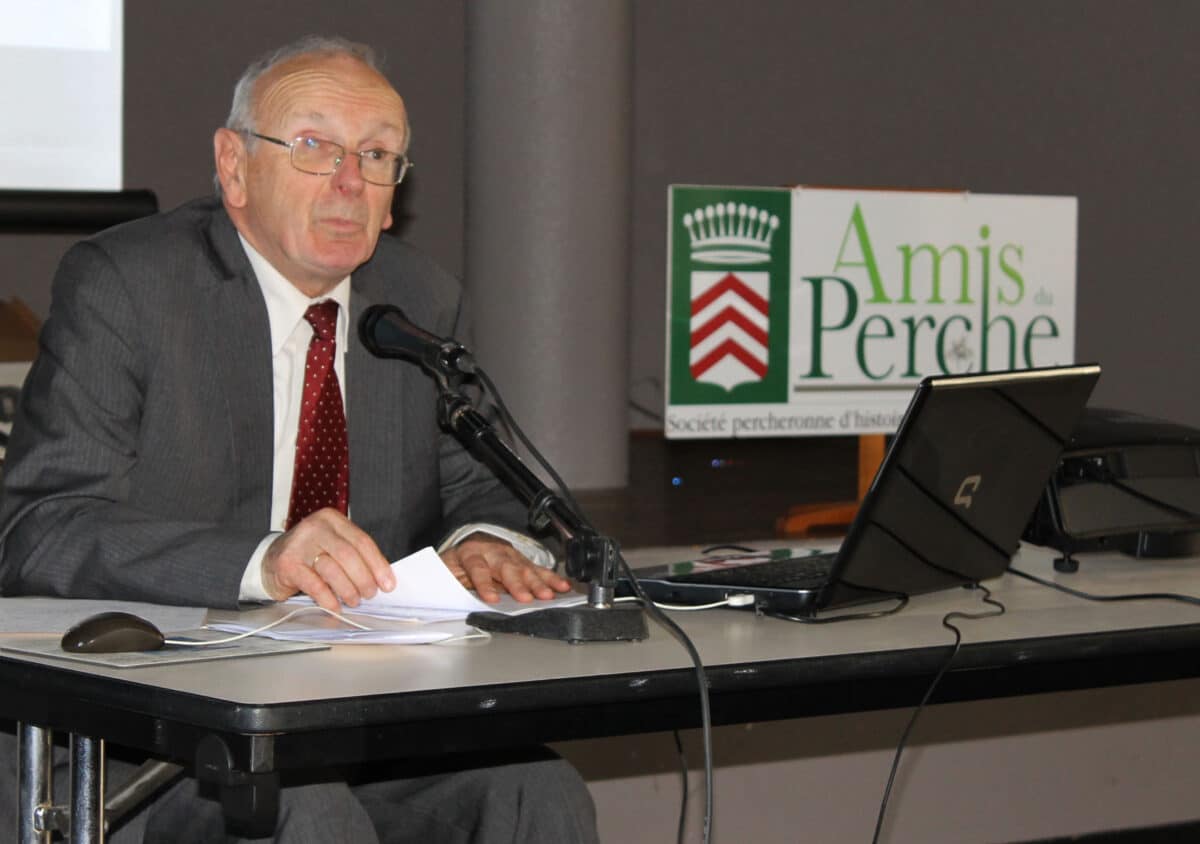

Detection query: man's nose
xmin=331 ymin=154 xmax=366 ymax=193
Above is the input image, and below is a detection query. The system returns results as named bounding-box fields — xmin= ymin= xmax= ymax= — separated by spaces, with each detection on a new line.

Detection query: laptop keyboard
xmin=668 ymin=552 xmax=837 ymax=589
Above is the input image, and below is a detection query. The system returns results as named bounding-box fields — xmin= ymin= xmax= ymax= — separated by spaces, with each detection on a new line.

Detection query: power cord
xmin=475 ymin=368 xmax=587 ymax=519
xmin=868 ymin=559 xmax=1199 ymax=841
xmin=700 ymin=544 xmax=759 ymax=554
xmin=672 ymin=729 xmax=690 ymax=844
xmin=1073 ymin=460 xmax=1200 ymax=523
xmin=628 ymin=398 xmax=664 ymax=424
xmin=767 ymin=594 xmax=909 ymax=624
xmin=871 ymin=583 xmax=1007 ymax=844
xmin=475 ymin=365 xmax=715 ymax=844
xmin=617 ymin=559 xmax=714 ymax=844
xmin=1006 ymin=564 xmax=1200 ymax=607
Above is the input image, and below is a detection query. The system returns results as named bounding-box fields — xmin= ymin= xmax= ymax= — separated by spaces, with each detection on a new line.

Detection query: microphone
xmin=358 ymin=304 xmax=477 ymax=376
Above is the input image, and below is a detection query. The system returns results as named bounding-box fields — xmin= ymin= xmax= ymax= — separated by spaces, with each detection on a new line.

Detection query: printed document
xmin=206 ymin=546 xmax=589 ymax=644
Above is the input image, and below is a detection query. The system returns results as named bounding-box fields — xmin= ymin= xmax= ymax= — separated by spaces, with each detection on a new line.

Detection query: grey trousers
xmin=1 ymin=730 xmax=599 ymax=844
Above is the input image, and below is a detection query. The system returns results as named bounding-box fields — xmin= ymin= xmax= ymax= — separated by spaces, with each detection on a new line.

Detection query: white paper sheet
xmin=205 ymin=606 xmax=477 ymax=645
xmin=206 ymin=546 xmax=589 ymax=644
xmin=284 ymin=546 xmax=588 ymax=619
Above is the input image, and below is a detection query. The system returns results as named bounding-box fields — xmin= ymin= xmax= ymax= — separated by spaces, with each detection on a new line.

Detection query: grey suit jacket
xmin=0 ymin=197 xmax=528 ymax=608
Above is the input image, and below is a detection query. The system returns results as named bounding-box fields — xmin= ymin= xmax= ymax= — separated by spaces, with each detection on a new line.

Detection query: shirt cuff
xmin=437 ymin=523 xmax=555 ymax=569
xmin=240 ymin=532 xmax=282 ymax=602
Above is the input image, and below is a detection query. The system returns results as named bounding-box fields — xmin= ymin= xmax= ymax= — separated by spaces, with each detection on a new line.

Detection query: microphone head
xmin=358 ymin=304 xmax=476 ymax=376
xmin=358 ymin=304 xmax=440 ymax=362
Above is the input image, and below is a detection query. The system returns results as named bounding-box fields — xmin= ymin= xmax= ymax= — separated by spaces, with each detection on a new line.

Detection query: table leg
xmin=69 ymin=734 xmax=105 ymax=843
xmin=196 ymin=733 xmax=279 ymax=838
xmin=16 ymin=722 xmax=52 ymax=844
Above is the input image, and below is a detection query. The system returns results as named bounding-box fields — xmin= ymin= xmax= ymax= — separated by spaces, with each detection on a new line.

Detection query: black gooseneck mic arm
xmin=358 ymin=305 xmax=647 ymax=642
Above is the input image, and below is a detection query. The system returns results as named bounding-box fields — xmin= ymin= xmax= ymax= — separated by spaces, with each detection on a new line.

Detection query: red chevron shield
xmin=689 ymin=271 xmax=770 ymax=390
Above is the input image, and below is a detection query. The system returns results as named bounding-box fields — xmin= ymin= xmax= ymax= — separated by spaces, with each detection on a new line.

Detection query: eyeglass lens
xmin=291 ymin=136 xmax=406 ymax=185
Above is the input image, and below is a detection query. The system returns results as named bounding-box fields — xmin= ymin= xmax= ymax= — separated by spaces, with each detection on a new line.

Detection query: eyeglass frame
xmin=242 ymin=130 xmax=413 ymax=186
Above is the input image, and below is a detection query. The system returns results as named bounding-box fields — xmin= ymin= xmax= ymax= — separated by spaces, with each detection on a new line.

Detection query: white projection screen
xmin=0 ymin=0 xmax=123 ymax=191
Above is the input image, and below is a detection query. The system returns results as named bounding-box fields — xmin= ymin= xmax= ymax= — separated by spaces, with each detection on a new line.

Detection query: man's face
xmin=216 ymin=54 xmax=408 ymax=296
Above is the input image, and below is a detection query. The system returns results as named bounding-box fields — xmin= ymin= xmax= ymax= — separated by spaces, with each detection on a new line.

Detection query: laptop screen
xmin=623 ymin=365 xmax=1101 ymax=615
xmin=824 ymin=365 xmax=1101 ymax=606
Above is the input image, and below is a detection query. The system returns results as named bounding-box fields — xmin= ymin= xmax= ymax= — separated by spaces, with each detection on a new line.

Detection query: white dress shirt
xmin=236 ymin=237 xmax=551 ymax=602
xmin=238 ymin=236 xmax=350 ymax=600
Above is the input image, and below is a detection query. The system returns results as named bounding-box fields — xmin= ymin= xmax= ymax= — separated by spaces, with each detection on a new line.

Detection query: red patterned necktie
xmin=285 ymin=300 xmax=350 ymax=529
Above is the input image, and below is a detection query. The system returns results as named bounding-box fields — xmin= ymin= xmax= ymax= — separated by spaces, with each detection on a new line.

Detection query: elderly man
xmin=0 ymin=36 xmax=598 ymax=843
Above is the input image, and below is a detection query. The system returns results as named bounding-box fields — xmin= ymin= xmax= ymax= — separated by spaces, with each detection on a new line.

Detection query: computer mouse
xmin=60 ymin=611 xmax=166 ymax=654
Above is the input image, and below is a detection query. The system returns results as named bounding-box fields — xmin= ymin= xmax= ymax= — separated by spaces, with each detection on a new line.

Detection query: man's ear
xmin=213 ymin=128 xmax=248 ymax=207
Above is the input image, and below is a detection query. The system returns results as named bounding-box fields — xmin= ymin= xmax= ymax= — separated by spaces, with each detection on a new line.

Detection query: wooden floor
xmin=574 ymin=432 xmax=859 ymax=548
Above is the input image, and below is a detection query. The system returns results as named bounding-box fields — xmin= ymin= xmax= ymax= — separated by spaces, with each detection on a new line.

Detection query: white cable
xmin=651 ymin=598 xmax=742 ymax=611
xmin=163 ymin=605 xmax=371 ymax=647
xmin=434 ymin=628 xmax=494 ymax=646
xmin=615 ymin=594 xmax=757 ymax=611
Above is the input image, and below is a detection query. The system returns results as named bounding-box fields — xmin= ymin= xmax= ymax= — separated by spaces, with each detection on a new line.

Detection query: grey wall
xmin=4 ymin=2 xmax=1198 ymax=428
xmin=629 ymin=1 xmax=1200 ymax=428
xmin=465 ymin=1 xmax=633 ymax=489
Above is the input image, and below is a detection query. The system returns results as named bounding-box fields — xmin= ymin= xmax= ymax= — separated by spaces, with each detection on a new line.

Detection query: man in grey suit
xmin=0 ymin=36 xmax=599 ymax=843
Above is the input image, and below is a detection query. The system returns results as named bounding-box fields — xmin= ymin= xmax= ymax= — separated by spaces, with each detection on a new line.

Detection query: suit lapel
xmin=347 ymin=265 xmax=419 ymax=543
xmin=200 ymin=209 xmax=275 ymax=528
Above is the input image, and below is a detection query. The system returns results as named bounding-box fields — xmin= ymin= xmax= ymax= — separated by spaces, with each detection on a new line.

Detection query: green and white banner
xmin=665 ymin=185 xmax=1077 ymax=438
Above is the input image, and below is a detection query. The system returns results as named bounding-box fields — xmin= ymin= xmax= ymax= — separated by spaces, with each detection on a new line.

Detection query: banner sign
xmin=665 ymin=185 xmax=1078 ymax=439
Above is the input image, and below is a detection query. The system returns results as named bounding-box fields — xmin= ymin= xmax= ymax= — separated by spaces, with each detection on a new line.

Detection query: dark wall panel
xmin=630 ymin=1 xmax=1200 ymax=427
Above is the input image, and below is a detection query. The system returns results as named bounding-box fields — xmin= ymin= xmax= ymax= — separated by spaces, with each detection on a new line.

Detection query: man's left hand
xmin=441 ymin=534 xmax=572 ymax=603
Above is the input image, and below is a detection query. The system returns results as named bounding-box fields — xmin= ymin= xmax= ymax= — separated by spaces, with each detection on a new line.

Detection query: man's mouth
xmin=318 ymin=215 xmax=366 ymax=232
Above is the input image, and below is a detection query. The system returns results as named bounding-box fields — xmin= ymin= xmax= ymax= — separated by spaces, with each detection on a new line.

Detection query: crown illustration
xmin=682 ymin=202 xmax=780 ymax=265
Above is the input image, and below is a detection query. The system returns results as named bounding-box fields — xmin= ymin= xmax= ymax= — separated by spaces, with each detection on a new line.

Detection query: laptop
xmin=626 ymin=364 xmax=1101 ymax=615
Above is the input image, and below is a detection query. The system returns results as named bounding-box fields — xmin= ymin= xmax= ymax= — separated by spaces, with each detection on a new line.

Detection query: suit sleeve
xmin=0 ymin=242 xmax=263 ymax=609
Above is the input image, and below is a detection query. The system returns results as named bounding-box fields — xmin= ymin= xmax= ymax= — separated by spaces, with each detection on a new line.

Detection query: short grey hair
xmin=215 ymin=35 xmax=409 ymax=194
xmin=225 ymin=35 xmax=383 ymax=134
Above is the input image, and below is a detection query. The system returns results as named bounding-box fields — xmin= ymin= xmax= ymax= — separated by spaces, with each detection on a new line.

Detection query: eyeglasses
xmin=245 ymin=131 xmax=412 ymax=186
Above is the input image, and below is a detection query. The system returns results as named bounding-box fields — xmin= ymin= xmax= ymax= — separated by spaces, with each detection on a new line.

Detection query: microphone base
xmin=466 ymin=605 xmax=648 ymax=643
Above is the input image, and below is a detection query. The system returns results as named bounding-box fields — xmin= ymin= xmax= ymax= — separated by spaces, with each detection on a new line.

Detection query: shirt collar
xmin=239 ymin=235 xmax=351 ymax=356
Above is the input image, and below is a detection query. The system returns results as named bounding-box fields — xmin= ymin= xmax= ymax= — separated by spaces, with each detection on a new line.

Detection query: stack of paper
xmin=206 ymin=546 xmax=588 ymax=645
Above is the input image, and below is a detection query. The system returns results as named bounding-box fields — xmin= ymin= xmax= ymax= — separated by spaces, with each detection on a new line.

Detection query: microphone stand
xmin=432 ymin=372 xmax=648 ymax=643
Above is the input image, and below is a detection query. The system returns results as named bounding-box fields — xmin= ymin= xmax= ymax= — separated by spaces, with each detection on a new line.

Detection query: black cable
xmin=767 ymin=593 xmax=909 ymax=624
xmin=621 ymin=556 xmax=714 ymax=844
xmin=474 ymin=367 xmax=590 ymax=525
xmin=1073 ymin=460 xmax=1200 ymax=524
xmin=1006 ymin=565 xmax=1200 ymax=607
xmin=871 ymin=583 xmax=1007 ymax=844
xmin=672 ymin=729 xmax=690 ymax=844
xmin=629 ymin=376 xmax=665 ymax=423
xmin=700 ymin=544 xmax=758 ymax=555
xmin=1104 ymin=476 xmax=1200 ymax=522
xmin=688 ymin=543 xmax=910 ymax=623
xmin=473 ymin=366 xmax=714 ymax=843
xmin=628 ymin=398 xmax=664 ymax=423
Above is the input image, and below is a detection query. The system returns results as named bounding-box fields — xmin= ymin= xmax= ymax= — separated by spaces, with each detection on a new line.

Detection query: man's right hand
xmin=261 ymin=508 xmax=395 ymax=613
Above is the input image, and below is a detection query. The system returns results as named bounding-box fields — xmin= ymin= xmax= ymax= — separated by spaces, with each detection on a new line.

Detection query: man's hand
xmin=261 ymin=508 xmax=395 ymax=613
xmin=440 ymin=534 xmax=572 ymax=603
